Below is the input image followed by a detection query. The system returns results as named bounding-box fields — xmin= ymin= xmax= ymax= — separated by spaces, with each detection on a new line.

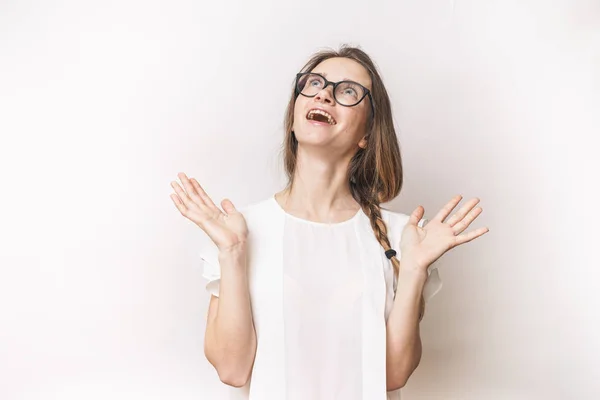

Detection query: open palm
xmin=400 ymin=195 xmax=489 ymax=270
xmin=170 ymin=172 xmax=248 ymax=252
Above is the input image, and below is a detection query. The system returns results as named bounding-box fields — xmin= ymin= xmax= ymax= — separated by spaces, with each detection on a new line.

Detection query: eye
xmin=343 ymin=87 xmax=358 ymax=96
xmin=308 ymin=78 xmax=323 ymax=88
xmin=337 ymin=82 xmax=361 ymax=99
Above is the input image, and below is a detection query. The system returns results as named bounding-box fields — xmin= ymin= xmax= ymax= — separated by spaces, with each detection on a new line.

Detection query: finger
xmin=170 ymin=193 xmax=189 ymax=215
xmin=221 ymin=198 xmax=237 ymax=215
xmin=170 ymin=180 xmax=198 ymax=211
xmin=177 ymin=172 xmax=208 ymax=210
xmin=406 ymin=205 xmax=424 ymax=227
xmin=455 ymin=226 xmax=490 ymax=246
xmin=446 ymin=197 xmax=481 ymax=227
xmin=171 ymin=192 xmax=206 ymax=226
xmin=190 ymin=178 xmax=221 ymax=212
xmin=431 ymin=195 xmax=462 ymax=223
xmin=452 ymin=206 xmax=483 ymax=235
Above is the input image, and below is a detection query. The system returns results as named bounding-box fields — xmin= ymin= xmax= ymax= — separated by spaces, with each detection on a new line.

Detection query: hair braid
xmin=363 ymin=200 xmax=400 ymax=277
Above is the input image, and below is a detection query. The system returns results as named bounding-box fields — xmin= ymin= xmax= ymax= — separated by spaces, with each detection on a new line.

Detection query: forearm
xmin=205 ymin=245 xmax=257 ymax=385
xmin=385 ymin=261 xmax=428 ymax=390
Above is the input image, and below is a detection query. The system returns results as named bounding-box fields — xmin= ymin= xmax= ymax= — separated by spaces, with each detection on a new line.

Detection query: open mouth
xmin=306 ymin=109 xmax=337 ymax=125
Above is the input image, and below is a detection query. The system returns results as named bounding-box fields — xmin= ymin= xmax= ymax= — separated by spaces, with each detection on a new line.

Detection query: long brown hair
xmin=281 ymin=44 xmax=404 ymax=278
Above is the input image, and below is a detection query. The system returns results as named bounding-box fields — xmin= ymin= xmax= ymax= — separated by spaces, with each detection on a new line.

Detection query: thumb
xmin=221 ymin=198 xmax=237 ymax=215
xmin=408 ymin=205 xmax=425 ymax=226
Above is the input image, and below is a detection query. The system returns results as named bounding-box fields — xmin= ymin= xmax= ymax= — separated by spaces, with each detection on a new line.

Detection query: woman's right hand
xmin=170 ymin=172 xmax=248 ymax=252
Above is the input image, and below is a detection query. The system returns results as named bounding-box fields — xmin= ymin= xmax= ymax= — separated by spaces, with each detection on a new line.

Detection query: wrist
xmin=398 ymin=259 xmax=429 ymax=281
xmin=398 ymin=252 xmax=429 ymax=271
xmin=218 ymin=242 xmax=247 ymax=262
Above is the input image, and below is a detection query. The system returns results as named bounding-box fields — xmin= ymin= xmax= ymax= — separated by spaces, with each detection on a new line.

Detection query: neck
xmin=276 ymin=147 xmax=361 ymax=222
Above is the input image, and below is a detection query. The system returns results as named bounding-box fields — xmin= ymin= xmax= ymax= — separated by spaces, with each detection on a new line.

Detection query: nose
xmin=314 ymin=85 xmax=335 ymax=106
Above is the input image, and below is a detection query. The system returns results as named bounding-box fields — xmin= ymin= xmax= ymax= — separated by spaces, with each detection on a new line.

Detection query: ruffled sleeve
xmin=199 ymin=235 xmax=221 ymax=297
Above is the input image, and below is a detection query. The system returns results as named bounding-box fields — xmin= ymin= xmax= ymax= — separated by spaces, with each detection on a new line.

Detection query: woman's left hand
xmin=399 ymin=195 xmax=489 ymax=271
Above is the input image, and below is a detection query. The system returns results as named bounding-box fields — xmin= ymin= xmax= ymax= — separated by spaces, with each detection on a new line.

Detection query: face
xmin=292 ymin=57 xmax=371 ymax=152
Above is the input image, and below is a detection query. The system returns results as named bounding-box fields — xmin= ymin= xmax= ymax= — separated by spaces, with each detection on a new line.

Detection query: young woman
xmin=170 ymin=45 xmax=489 ymax=400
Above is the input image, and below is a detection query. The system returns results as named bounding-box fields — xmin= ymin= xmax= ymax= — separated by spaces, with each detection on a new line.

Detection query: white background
xmin=1 ymin=0 xmax=599 ymax=399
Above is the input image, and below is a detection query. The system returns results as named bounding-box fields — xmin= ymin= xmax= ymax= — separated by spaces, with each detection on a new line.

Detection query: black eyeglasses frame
xmin=294 ymin=72 xmax=375 ymax=116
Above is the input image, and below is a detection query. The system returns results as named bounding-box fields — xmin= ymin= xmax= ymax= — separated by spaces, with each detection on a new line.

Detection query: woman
xmin=170 ymin=45 xmax=489 ymax=399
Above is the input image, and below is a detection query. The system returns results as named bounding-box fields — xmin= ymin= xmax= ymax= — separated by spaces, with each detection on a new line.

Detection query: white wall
xmin=1 ymin=0 xmax=598 ymax=399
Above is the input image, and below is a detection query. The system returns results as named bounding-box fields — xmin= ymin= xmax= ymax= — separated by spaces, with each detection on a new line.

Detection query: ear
xmin=358 ymin=136 xmax=367 ymax=149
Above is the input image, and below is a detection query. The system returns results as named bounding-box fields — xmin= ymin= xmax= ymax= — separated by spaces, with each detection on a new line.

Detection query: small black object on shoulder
xmin=385 ymin=249 xmax=397 ymax=259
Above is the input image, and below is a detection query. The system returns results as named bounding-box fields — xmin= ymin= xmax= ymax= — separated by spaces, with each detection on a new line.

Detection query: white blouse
xmin=200 ymin=195 xmax=442 ymax=400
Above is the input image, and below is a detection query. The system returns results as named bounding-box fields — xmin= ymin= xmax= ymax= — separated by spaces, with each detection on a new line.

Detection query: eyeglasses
xmin=295 ymin=72 xmax=374 ymax=115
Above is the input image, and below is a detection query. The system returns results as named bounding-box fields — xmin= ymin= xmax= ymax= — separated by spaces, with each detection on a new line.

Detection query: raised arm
xmin=386 ymin=195 xmax=489 ymax=390
xmin=170 ymin=172 xmax=257 ymax=387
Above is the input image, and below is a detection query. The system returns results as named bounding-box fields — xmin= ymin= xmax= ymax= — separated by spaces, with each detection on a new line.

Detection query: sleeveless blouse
xmin=200 ymin=196 xmax=442 ymax=400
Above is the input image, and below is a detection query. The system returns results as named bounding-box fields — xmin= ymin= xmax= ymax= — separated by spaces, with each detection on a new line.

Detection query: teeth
xmin=307 ymin=109 xmax=336 ymax=125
